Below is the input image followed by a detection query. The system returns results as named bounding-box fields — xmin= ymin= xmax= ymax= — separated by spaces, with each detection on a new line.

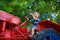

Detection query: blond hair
xmin=33 ymin=12 xmax=40 ymax=17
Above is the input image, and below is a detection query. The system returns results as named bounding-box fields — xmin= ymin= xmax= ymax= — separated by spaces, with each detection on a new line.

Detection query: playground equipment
xmin=0 ymin=10 xmax=60 ymax=40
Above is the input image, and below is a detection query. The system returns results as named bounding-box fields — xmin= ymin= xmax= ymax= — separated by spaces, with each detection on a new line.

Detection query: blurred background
xmin=0 ymin=0 xmax=60 ymax=25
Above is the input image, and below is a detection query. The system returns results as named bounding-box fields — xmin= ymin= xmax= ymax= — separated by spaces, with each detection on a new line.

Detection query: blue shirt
xmin=31 ymin=18 xmax=40 ymax=27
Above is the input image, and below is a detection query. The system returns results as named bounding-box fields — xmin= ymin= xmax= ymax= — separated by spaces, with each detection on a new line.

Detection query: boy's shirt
xmin=31 ymin=18 xmax=40 ymax=27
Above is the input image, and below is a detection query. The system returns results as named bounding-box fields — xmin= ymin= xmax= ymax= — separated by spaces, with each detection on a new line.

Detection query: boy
xmin=30 ymin=12 xmax=40 ymax=27
xmin=26 ymin=12 xmax=40 ymax=36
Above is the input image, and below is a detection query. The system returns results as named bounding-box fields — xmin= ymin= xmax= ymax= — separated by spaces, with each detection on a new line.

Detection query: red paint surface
xmin=37 ymin=20 xmax=60 ymax=33
xmin=0 ymin=10 xmax=60 ymax=40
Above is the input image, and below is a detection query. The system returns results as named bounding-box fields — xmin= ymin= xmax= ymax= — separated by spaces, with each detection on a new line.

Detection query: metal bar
xmin=2 ymin=21 xmax=6 ymax=31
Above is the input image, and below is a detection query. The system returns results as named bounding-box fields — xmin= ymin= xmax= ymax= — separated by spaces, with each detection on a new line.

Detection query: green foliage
xmin=0 ymin=0 xmax=60 ymax=23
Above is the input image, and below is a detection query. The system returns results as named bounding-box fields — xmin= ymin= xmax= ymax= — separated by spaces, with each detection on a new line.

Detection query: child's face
xmin=34 ymin=12 xmax=39 ymax=18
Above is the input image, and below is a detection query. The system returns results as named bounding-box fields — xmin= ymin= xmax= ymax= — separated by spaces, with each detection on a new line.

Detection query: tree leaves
xmin=0 ymin=0 xmax=60 ymax=23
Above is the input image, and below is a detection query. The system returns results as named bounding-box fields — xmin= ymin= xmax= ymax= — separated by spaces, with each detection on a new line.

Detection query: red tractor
xmin=0 ymin=10 xmax=60 ymax=40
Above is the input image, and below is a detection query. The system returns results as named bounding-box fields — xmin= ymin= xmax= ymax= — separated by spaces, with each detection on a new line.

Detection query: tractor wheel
xmin=35 ymin=28 xmax=60 ymax=40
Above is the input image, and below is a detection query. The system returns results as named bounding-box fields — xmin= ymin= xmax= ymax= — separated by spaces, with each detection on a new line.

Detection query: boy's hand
xmin=30 ymin=13 xmax=33 ymax=16
xmin=25 ymin=16 xmax=30 ymax=22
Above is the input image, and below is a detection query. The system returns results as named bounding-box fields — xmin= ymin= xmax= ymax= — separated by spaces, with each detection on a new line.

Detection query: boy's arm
xmin=25 ymin=16 xmax=33 ymax=22
xmin=30 ymin=13 xmax=36 ymax=20
xmin=20 ymin=16 xmax=30 ymax=27
xmin=20 ymin=21 xmax=27 ymax=27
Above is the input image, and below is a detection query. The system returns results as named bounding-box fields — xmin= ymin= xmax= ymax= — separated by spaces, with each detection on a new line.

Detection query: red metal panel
xmin=0 ymin=10 xmax=21 ymax=25
xmin=2 ymin=21 xmax=6 ymax=31
xmin=37 ymin=20 xmax=60 ymax=33
xmin=0 ymin=10 xmax=13 ymax=21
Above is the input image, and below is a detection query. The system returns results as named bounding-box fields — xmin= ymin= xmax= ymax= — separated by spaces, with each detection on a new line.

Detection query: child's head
xmin=33 ymin=12 xmax=40 ymax=18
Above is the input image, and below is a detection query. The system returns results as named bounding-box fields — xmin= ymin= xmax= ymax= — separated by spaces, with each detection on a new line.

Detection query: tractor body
xmin=0 ymin=10 xmax=60 ymax=40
